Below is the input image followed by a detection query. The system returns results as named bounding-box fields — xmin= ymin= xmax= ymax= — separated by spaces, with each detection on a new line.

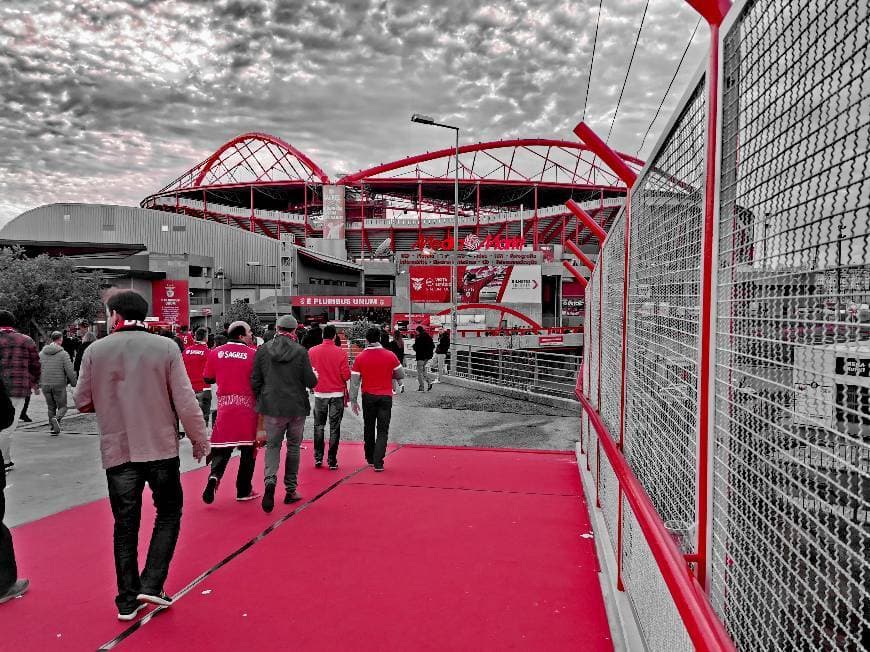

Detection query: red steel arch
xmin=435 ymin=303 xmax=543 ymax=330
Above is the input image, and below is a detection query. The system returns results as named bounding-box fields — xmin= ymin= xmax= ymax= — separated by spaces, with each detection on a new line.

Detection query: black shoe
xmin=19 ymin=415 xmax=31 ymax=423
xmin=202 ymin=476 xmax=219 ymax=504
xmin=117 ymin=603 xmax=146 ymax=621
xmin=427 ymin=382 xmax=433 ymax=391
xmin=262 ymin=485 xmax=275 ymax=513
xmin=137 ymin=591 xmax=172 ymax=607
xmin=50 ymin=417 xmax=61 ymax=434
xmin=314 ymin=460 xmax=322 ymax=468
xmin=284 ymin=491 xmax=302 ymax=504
xmin=0 ymin=579 xmax=29 ymax=604
xmin=328 ymin=462 xmax=338 ymax=470
xmin=3 ymin=461 xmax=13 ymax=472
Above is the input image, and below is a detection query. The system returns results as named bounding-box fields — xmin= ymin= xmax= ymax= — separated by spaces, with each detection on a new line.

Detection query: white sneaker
xmin=117 ymin=603 xmax=147 ymax=621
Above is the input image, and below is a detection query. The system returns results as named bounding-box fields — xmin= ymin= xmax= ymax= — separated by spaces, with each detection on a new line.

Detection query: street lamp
xmin=214 ymin=267 xmax=226 ymax=330
xmin=246 ymin=261 xmax=280 ymax=322
xmin=411 ymin=113 xmax=459 ymax=372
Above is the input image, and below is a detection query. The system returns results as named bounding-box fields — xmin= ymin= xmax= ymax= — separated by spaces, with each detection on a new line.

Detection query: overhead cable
xmin=605 ymin=0 xmax=650 ymax=145
xmin=581 ymin=0 xmax=604 ymax=123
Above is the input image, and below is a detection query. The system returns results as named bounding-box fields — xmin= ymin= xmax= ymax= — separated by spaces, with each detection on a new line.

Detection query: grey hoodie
xmin=39 ymin=342 xmax=77 ymax=388
xmin=251 ymin=335 xmax=318 ymax=417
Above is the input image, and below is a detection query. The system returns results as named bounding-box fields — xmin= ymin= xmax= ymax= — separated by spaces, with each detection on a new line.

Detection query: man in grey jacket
xmin=75 ymin=290 xmax=209 ymax=621
xmin=39 ymin=331 xmax=77 ymax=435
xmin=251 ymin=314 xmax=318 ymax=513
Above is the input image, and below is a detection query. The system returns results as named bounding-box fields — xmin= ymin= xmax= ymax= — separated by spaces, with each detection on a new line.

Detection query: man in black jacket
xmin=0 ymin=378 xmax=28 ymax=604
xmin=412 ymin=326 xmax=435 ymax=391
xmin=251 ymin=314 xmax=318 ymax=513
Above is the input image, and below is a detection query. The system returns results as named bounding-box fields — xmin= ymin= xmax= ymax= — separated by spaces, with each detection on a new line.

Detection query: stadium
xmin=0 ymin=131 xmax=644 ymax=338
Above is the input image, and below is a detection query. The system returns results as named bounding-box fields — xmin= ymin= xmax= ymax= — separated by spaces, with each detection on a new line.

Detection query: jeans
xmin=0 ymin=397 xmax=25 ymax=464
xmin=416 ymin=359 xmax=432 ymax=390
xmin=313 ymin=397 xmax=344 ymax=465
xmin=42 ymin=385 xmax=68 ymax=421
xmin=209 ymin=446 xmax=256 ymax=498
xmin=195 ymin=390 xmax=212 ymax=425
xmin=105 ymin=457 xmax=183 ymax=610
xmin=263 ymin=415 xmax=305 ymax=492
xmin=0 ymin=450 xmax=17 ymax=594
xmin=434 ymin=353 xmax=447 ymax=380
xmin=361 ymin=394 xmax=392 ymax=468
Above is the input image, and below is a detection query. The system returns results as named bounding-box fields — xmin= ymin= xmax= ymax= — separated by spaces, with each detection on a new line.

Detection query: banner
xmin=409 ymin=266 xmax=452 ymax=302
xmin=292 ymin=295 xmax=392 ymax=308
xmin=561 ymin=298 xmax=585 ymax=316
xmin=458 ymin=265 xmax=541 ymax=303
xmin=152 ymin=280 xmax=189 ymax=327
xmin=321 ymin=185 xmax=346 ymax=239
xmin=397 ymin=250 xmax=542 ymax=267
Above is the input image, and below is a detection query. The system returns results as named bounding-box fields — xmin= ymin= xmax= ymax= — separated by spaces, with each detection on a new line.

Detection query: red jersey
xmin=203 ymin=341 xmax=258 ymax=446
xmin=351 ymin=344 xmax=401 ymax=397
xmin=182 ymin=342 xmax=210 ymax=392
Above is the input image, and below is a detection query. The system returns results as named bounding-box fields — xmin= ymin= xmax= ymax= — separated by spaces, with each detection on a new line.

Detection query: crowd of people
xmin=0 ymin=290 xmax=451 ymax=618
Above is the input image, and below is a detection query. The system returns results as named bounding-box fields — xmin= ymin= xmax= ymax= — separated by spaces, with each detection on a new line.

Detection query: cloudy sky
xmin=0 ymin=0 xmax=708 ymax=226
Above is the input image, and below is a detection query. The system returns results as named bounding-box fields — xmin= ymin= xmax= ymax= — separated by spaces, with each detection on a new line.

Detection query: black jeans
xmin=361 ymin=394 xmax=392 ymax=468
xmin=0 ymin=450 xmax=17 ymax=595
xmin=105 ymin=457 xmax=183 ymax=610
xmin=209 ymin=446 xmax=256 ymax=498
xmin=313 ymin=397 xmax=344 ymax=465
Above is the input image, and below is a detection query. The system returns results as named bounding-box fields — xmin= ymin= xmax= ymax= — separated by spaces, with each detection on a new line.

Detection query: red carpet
xmin=0 ymin=444 xmax=612 ymax=651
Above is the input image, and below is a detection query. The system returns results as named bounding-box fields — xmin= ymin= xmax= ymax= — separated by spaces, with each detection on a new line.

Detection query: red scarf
xmin=112 ymin=320 xmax=148 ymax=333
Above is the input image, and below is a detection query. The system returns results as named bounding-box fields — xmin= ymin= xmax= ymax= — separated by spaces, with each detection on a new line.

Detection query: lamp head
xmin=411 ymin=113 xmax=435 ymax=125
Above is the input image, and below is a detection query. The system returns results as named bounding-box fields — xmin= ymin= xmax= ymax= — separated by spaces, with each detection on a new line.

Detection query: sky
xmin=0 ymin=0 xmax=709 ymax=226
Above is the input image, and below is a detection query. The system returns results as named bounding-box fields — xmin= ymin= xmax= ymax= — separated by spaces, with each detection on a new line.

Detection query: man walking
xmin=308 ymin=324 xmax=351 ymax=470
xmin=1 ymin=377 xmax=28 ymax=605
xmin=73 ymin=320 xmax=96 ymax=374
xmin=434 ymin=328 xmax=450 ymax=382
xmin=202 ymin=321 xmax=260 ymax=504
xmin=251 ymin=315 xmax=318 ymax=513
xmin=0 ymin=310 xmax=40 ymax=471
xmin=74 ymin=290 xmax=209 ymax=620
xmin=38 ymin=331 xmax=77 ymax=435
xmin=412 ymin=325 xmax=435 ymax=391
xmin=182 ymin=328 xmax=211 ymax=425
xmin=350 ymin=327 xmax=405 ymax=471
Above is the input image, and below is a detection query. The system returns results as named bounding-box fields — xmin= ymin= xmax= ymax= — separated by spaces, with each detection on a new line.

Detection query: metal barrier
xmin=578 ymin=0 xmax=869 ymax=650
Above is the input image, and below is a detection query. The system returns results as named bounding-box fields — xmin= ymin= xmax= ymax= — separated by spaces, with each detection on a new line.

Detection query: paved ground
xmin=4 ymin=383 xmax=579 ymax=527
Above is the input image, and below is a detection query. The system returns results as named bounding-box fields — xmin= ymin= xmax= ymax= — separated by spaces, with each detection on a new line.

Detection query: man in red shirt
xmin=202 ymin=321 xmax=259 ymax=503
xmin=182 ymin=328 xmax=211 ymax=424
xmin=308 ymin=324 xmax=351 ymax=470
xmin=350 ymin=327 xmax=405 ymax=471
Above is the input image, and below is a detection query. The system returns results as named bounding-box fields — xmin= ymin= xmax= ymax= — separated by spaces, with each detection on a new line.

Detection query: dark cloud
xmin=0 ymin=0 xmax=706 ymax=225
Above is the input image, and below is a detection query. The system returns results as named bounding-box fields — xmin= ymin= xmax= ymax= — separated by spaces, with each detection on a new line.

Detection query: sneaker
xmin=18 ymin=415 xmax=31 ymax=423
xmin=3 ymin=461 xmax=13 ymax=472
xmin=314 ymin=460 xmax=322 ymax=468
xmin=49 ymin=417 xmax=61 ymax=435
xmin=262 ymin=485 xmax=275 ymax=513
xmin=202 ymin=476 xmax=219 ymax=504
xmin=0 ymin=579 xmax=29 ymax=604
xmin=374 ymin=466 xmax=385 ymax=472
xmin=427 ymin=382 xmax=434 ymax=391
xmin=117 ymin=603 xmax=146 ymax=621
xmin=236 ymin=491 xmax=260 ymax=502
xmin=284 ymin=491 xmax=302 ymax=504
xmin=328 ymin=462 xmax=338 ymax=470
xmin=136 ymin=591 xmax=173 ymax=607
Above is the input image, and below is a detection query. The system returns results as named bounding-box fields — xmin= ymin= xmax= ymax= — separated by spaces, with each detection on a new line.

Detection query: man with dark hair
xmin=412 ymin=325 xmax=435 ymax=392
xmin=0 ymin=309 xmax=40 ymax=471
xmin=73 ymin=320 xmax=96 ymax=374
xmin=182 ymin=327 xmax=211 ymax=424
xmin=251 ymin=314 xmax=318 ymax=512
xmin=434 ymin=329 xmax=450 ymax=382
xmin=301 ymin=323 xmax=323 ymax=350
xmin=350 ymin=327 xmax=405 ymax=471
xmin=1 ymin=376 xmax=28 ymax=605
xmin=308 ymin=324 xmax=351 ymax=470
xmin=74 ymin=290 xmax=209 ymax=620
xmin=202 ymin=321 xmax=259 ymax=504
xmin=39 ymin=331 xmax=77 ymax=435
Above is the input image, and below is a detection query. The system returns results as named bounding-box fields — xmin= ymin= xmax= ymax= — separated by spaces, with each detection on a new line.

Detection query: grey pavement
xmin=3 ymin=382 xmax=579 ymax=527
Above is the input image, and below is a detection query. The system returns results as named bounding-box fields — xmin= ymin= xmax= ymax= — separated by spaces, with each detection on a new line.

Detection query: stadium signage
xmin=412 ymin=233 xmax=524 ymax=251
xmin=291 ymin=295 xmax=392 ymax=308
xmin=398 ymin=250 xmax=543 ymax=266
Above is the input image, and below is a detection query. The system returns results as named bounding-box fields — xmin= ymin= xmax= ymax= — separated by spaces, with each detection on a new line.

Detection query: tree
xmin=224 ymin=299 xmax=264 ymax=337
xmin=346 ymin=318 xmax=374 ymax=347
xmin=0 ymin=248 xmax=103 ymax=339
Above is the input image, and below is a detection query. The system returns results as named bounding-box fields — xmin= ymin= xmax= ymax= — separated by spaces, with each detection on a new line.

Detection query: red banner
xmin=292 ymin=296 xmax=392 ymax=308
xmin=409 ymin=266 xmax=452 ymax=302
xmin=152 ymin=280 xmax=189 ymax=327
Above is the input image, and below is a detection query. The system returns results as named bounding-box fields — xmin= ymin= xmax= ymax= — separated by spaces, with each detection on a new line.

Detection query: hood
xmin=267 ymin=335 xmax=304 ymax=362
xmin=41 ymin=342 xmax=64 ymax=355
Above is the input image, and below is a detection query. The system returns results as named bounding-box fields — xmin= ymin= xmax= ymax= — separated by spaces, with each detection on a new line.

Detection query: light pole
xmin=411 ymin=113 xmax=459 ymax=372
xmin=214 ymin=267 xmax=225 ymax=331
xmin=246 ymin=261 xmax=280 ymax=322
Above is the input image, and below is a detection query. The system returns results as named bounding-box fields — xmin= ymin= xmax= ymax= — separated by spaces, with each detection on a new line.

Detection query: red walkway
xmin=0 ymin=443 xmax=612 ymax=651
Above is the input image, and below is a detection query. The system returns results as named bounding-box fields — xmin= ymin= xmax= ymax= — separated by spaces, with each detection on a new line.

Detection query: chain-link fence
xmin=577 ymin=0 xmax=869 ymax=649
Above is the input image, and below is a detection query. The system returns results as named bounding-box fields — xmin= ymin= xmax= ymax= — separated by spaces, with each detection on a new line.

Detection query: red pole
xmin=561 ymin=260 xmax=588 ymax=288
xmin=533 ymin=185 xmax=539 ymax=250
xmin=565 ymin=239 xmax=596 ymax=271
xmin=566 ymin=199 xmax=607 ymax=244
xmin=574 ymin=122 xmax=638 ymax=187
